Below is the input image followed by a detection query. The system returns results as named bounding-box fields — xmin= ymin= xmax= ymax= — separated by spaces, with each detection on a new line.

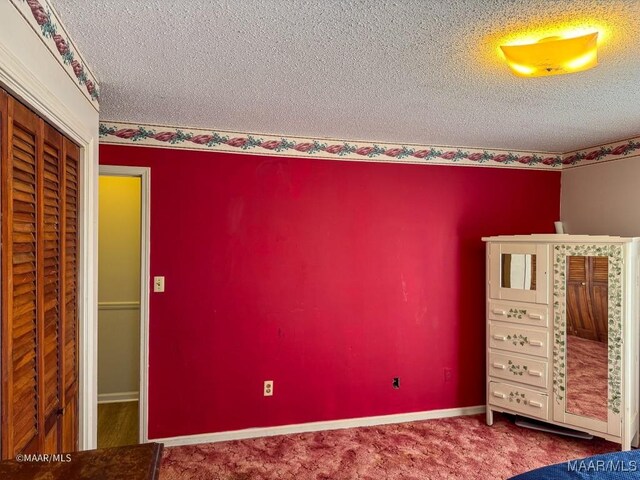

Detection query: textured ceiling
xmin=54 ymin=0 xmax=640 ymax=152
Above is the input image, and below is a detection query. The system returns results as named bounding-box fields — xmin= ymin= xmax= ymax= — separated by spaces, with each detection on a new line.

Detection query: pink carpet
xmin=566 ymin=335 xmax=608 ymax=421
xmin=160 ymin=414 xmax=617 ymax=479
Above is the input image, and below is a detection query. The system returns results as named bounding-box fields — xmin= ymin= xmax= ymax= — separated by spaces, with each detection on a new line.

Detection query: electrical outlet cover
xmin=264 ymin=380 xmax=273 ymax=396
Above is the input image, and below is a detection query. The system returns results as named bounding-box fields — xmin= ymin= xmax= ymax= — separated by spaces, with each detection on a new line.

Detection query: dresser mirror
xmin=501 ymin=253 xmax=536 ymax=290
xmin=564 ymin=255 xmax=609 ymax=421
xmin=490 ymin=244 xmax=548 ymax=304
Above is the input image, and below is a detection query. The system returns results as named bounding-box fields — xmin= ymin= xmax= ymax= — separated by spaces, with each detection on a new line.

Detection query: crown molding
xmin=10 ymin=0 xmax=100 ymax=109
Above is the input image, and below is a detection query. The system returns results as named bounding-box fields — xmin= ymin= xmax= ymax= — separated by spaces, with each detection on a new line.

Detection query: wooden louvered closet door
xmin=0 ymin=88 xmax=79 ymax=458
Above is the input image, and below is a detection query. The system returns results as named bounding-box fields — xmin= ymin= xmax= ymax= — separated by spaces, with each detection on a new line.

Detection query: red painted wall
xmin=100 ymin=145 xmax=561 ymax=439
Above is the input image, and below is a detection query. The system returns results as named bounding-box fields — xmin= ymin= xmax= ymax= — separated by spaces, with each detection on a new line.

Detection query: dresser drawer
xmin=489 ymin=323 xmax=548 ymax=358
xmin=488 ymin=351 xmax=548 ymax=388
xmin=488 ymin=300 xmax=548 ymax=327
xmin=488 ymin=381 xmax=549 ymax=420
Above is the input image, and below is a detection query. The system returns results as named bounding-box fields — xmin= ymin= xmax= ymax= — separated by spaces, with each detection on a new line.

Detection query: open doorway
xmin=97 ymin=166 xmax=150 ymax=447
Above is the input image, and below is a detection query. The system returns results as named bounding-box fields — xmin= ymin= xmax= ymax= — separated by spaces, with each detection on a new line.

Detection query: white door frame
xmin=98 ymin=165 xmax=151 ymax=443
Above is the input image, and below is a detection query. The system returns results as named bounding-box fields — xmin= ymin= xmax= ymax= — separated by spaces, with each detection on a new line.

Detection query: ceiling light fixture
xmin=500 ymin=32 xmax=598 ymax=77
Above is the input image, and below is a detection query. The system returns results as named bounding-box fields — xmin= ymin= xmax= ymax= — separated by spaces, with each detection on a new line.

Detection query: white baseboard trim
xmin=98 ymin=391 xmax=139 ymax=404
xmin=152 ymin=405 xmax=485 ymax=447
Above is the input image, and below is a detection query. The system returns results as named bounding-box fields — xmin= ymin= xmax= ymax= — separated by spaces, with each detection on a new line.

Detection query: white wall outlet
xmin=263 ymin=380 xmax=274 ymax=396
xmin=153 ymin=276 xmax=165 ymax=293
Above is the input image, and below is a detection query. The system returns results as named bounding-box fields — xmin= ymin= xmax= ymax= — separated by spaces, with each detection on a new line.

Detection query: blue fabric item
xmin=510 ymin=450 xmax=640 ymax=479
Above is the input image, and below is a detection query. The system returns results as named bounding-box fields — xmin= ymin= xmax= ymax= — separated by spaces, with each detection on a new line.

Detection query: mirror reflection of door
xmin=565 ymin=255 xmax=608 ymax=421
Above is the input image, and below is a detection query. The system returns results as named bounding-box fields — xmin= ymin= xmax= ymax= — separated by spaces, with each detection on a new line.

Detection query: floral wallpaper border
xmin=99 ymin=122 xmax=565 ymax=169
xmin=10 ymin=0 xmax=100 ymax=107
xmin=552 ymin=243 xmax=623 ymax=415
xmin=563 ymin=137 xmax=640 ymax=169
xmin=99 ymin=122 xmax=640 ymax=170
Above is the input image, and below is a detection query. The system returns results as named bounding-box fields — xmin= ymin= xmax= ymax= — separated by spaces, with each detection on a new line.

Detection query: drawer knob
xmin=492 ymin=392 xmax=506 ymax=399
xmin=493 ymin=334 xmax=506 ymax=341
xmin=492 ymin=309 xmax=507 ymax=316
xmin=528 ymin=313 xmax=543 ymax=320
xmin=528 ymin=370 xmax=543 ymax=377
xmin=529 ymin=401 xmax=543 ymax=408
xmin=492 ymin=362 xmax=506 ymax=370
xmin=529 ymin=340 xmax=543 ymax=347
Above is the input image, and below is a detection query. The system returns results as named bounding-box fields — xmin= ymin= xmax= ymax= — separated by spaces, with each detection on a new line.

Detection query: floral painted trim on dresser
xmin=508 ymin=360 xmax=528 ymax=376
xmin=509 ymin=391 xmax=527 ymax=404
xmin=9 ymin=0 xmax=100 ymax=107
xmin=507 ymin=308 xmax=527 ymax=319
xmin=506 ymin=334 xmax=529 ymax=347
xmin=553 ymin=244 xmax=623 ymax=414
xmin=99 ymin=122 xmax=564 ymax=169
xmin=562 ymin=136 xmax=640 ymax=168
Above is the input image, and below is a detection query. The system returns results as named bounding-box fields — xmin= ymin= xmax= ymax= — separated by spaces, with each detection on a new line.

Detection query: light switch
xmin=153 ymin=276 xmax=165 ymax=293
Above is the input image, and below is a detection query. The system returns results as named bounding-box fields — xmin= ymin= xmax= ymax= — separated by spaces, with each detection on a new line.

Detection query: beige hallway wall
xmin=98 ymin=176 xmax=141 ymax=400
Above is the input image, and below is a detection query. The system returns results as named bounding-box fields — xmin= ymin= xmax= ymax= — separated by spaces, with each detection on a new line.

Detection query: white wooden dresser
xmin=483 ymin=234 xmax=640 ymax=449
